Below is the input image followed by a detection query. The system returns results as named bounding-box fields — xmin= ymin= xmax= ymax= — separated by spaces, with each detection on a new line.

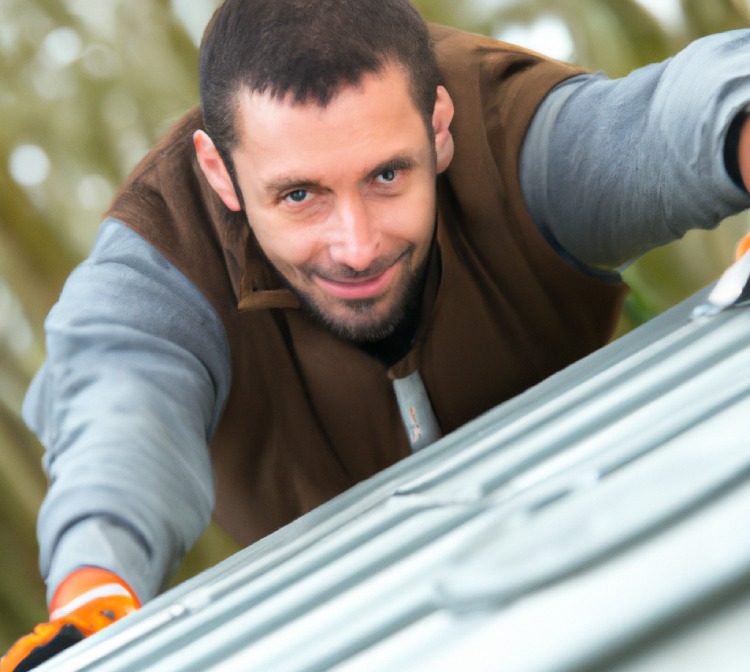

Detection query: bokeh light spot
xmin=9 ymin=144 xmax=51 ymax=187
xmin=42 ymin=26 xmax=83 ymax=67
xmin=496 ymin=15 xmax=574 ymax=61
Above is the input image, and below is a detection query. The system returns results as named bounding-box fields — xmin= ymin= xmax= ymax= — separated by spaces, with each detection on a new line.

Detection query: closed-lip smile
xmin=314 ymin=258 xmax=402 ymax=301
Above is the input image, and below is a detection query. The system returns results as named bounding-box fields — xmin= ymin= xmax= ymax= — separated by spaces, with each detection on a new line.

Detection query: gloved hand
xmin=0 ymin=567 xmax=140 ymax=672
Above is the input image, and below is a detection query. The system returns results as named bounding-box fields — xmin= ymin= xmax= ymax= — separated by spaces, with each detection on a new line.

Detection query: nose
xmin=328 ymin=196 xmax=380 ymax=271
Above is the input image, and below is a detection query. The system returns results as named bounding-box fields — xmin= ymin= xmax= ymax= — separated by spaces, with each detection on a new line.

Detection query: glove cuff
xmin=50 ymin=567 xmax=140 ymax=620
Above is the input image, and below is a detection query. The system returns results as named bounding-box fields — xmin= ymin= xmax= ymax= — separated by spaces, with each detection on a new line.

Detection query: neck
xmin=354 ymin=298 xmax=422 ymax=367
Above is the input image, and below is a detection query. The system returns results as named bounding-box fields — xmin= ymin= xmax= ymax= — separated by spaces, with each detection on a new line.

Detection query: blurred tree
xmin=0 ymin=0 xmax=233 ymax=649
xmin=0 ymin=0 xmax=748 ymax=651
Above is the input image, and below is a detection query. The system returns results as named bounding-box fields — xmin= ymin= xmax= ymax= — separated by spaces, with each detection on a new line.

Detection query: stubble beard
xmin=291 ymin=245 xmax=430 ymax=344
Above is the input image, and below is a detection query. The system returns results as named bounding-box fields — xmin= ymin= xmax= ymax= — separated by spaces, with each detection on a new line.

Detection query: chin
xmin=316 ymin=301 xmax=403 ymax=343
xmin=289 ymin=250 xmax=430 ymax=343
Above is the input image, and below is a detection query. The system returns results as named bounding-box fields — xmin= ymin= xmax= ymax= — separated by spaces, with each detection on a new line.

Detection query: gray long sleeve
xmin=24 ymin=218 xmax=231 ymax=604
xmin=521 ymin=30 xmax=750 ymax=270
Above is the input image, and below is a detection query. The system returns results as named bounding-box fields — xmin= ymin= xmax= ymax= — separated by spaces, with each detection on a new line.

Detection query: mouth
xmin=313 ymin=257 xmax=403 ymax=301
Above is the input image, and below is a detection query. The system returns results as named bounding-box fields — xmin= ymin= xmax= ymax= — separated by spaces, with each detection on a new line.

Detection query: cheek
xmin=383 ymin=184 xmax=436 ymax=242
xmin=251 ymin=221 xmax=325 ymax=272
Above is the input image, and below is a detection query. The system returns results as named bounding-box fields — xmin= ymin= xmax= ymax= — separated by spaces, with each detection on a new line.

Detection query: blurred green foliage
xmin=1 ymin=0 xmax=748 ymax=651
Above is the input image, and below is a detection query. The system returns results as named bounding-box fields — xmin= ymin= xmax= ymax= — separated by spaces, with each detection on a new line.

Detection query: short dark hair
xmin=199 ymin=0 xmax=440 ymax=166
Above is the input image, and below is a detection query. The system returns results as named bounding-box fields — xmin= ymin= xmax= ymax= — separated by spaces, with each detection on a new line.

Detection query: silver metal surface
xmin=40 ymin=284 xmax=750 ymax=671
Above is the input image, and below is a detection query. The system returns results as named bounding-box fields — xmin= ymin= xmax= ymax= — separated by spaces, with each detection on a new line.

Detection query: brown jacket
xmin=107 ymin=25 xmax=626 ymax=544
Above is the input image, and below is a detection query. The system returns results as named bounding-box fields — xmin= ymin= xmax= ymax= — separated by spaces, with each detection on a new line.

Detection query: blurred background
xmin=1 ymin=0 xmax=749 ymax=648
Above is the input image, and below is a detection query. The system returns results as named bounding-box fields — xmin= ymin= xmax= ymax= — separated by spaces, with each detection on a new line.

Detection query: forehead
xmin=230 ymin=63 xmax=430 ymax=185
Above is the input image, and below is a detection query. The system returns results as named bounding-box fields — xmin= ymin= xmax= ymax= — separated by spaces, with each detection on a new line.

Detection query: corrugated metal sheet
xmin=39 ymin=282 xmax=750 ymax=672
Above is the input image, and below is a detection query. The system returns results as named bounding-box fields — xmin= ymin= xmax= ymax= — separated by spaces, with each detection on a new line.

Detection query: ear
xmin=432 ymin=85 xmax=455 ymax=174
xmin=193 ymin=130 xmax=243 ymax=212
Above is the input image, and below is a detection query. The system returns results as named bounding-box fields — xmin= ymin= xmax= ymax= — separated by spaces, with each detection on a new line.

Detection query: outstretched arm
xmin=521 ymin=30 xmax=750 ymax=271
xmin=26 ymin=218 xmax=231 ymax=604
xmin=3 ymin=218 xmax=232 ymax=670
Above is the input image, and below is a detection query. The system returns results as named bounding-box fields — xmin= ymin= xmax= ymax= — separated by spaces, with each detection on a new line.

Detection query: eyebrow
xmin=264 ymin=176 xmax=322 ymax=197
xmin=264 ymin=154 xmax=418 ymax=197
xmin=364 ymin=155 xmax=416 ymax=181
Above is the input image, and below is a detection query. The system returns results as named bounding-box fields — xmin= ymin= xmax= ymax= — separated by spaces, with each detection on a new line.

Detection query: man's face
xmin=226 ymin=63 xmax=448 ymax=342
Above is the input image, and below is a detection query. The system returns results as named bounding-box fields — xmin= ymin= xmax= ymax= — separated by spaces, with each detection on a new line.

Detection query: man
xmin=4 ymin=0 xmax=750 ymax=669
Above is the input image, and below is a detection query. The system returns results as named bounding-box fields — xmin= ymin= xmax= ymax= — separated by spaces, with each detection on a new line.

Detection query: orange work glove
xmin=736 ymin=232 xmax=750 ymax=261
xmin=0 ymin=567 xmax=140 ymax=672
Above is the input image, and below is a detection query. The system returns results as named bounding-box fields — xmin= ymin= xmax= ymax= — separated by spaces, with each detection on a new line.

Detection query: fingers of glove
xmin=1 ymin=622 xmax=83 ymax=672
xmin=0 ymin=594 xmax=138 ymax=672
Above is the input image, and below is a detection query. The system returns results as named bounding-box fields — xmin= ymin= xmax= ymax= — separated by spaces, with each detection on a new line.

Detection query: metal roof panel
xmin=38 ymin=285 xmax=750 ymax=671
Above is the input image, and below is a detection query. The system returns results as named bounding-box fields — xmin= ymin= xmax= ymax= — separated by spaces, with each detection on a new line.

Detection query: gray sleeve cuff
xmin=44 ymin=517 xmax=156 ymax=605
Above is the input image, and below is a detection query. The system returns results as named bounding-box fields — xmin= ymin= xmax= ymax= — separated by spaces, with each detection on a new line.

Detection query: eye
xmin=284 ymin=189 xmax=309 ymax=204
xmin=377 ymin=169 xmax=397 ymax=183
